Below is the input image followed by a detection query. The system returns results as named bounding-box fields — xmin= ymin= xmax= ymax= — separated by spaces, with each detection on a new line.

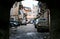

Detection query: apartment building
xmin=10 ymin=1 xmax=40 ymax=22
xmin=10 ymin=2 xmax=20 ymax=21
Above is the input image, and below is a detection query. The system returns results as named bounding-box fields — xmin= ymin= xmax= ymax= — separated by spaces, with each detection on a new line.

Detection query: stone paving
xmin=9 ymin=24 xmax=50 ymax=39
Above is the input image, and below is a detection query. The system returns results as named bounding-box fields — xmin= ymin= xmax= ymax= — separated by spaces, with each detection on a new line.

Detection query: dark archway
xmin=0 ymin=0 xmax=60 ymax=39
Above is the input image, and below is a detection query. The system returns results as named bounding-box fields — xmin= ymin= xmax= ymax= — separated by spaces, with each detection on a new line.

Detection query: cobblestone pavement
xmin=9 ymin=24 xmax=50 ymax=39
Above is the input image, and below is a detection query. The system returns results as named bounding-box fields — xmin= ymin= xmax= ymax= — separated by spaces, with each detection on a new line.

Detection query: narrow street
xmin=9 ymin=1 xmax=50 ymax=39
xmin=9 ymin=24 xmax=50 ymax=39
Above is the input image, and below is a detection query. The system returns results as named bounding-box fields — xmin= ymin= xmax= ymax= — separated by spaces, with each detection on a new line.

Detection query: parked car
xmin=30 ymin=20 xmax=33 ymax=24
xmin=34 ymin=18 xmax=39 ymax=28
xmin=34 ymin=18 xmax=49 ymax=32
xmin=9 ymin=18 xmax=20 ymax=28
